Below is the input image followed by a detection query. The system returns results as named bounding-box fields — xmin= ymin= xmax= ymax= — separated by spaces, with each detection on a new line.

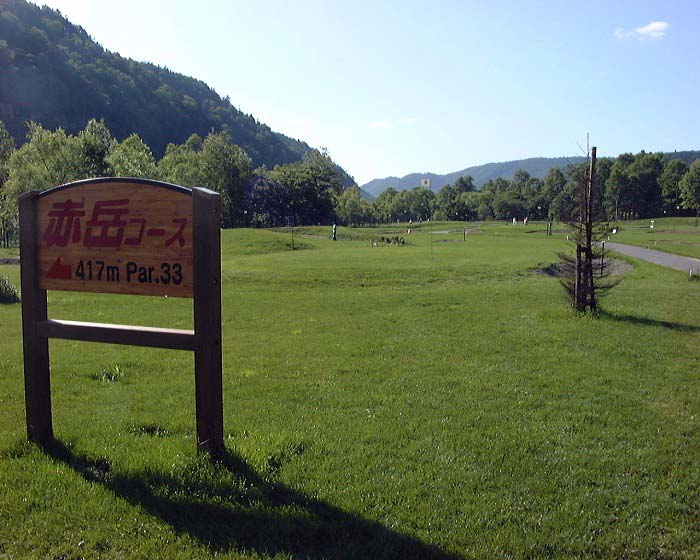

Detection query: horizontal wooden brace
xmin=36 ymin=319 xmax=195 ymax=351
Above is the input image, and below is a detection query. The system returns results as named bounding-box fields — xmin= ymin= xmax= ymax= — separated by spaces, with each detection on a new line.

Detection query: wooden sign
xmin=37 ymin=179 xmax=193 ymax=297
xmin=20 ymin=178 xmax=223 ymax=457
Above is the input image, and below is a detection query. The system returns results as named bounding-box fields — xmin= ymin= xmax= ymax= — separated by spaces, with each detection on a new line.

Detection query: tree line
xmin=336 ymin=153 xmax=700 ymax=226
xmin=2 ymin=118 xmax=700 ymax=247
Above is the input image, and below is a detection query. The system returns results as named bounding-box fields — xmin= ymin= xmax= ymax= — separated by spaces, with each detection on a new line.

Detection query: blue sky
xmin=40 ymin=0 xmax=700 ymax=184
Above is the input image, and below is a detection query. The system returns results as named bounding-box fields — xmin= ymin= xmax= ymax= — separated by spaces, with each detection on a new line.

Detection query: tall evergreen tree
xmin=558 ymin=149 xmax=618 ymax=312
xmin=77 ymin=118 xmax=115 ymax=177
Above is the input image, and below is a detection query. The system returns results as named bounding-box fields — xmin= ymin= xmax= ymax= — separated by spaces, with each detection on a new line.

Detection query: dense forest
xmin=0 ymin=118 xmax=351 ymax=245
xmin=0 ymin=0 xmax=351 ymax=186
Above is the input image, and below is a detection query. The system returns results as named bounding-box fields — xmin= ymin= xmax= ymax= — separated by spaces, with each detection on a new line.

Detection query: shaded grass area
xmin=0 ymin=226 xmax=698 ymax=558
xmin=41 ymin=439 xmax=458 ymax=559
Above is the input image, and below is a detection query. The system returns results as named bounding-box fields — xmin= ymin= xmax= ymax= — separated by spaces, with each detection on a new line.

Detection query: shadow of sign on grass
xmin=44 ymin=440 xmax=461 ymax=559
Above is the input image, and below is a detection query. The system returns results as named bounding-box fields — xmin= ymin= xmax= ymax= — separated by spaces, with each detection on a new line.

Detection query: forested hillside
xmin=0 ymin=0 xmax=337 ymax=173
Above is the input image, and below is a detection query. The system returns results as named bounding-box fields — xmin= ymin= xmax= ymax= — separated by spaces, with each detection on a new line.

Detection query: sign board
xmin=20 ymin=178 xmax=223 ymax=457
xmin=37 ymin=180 xmax=193 ymax=297
xmin=421 ymin=178 xmax=431 ymax=188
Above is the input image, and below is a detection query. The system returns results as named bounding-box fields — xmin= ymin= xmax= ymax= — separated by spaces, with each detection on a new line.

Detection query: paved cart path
xmin=606 ymin=242 xmax=700 ymax=274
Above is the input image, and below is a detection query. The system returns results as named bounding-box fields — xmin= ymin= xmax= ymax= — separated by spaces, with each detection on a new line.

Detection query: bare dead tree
xmin=558 ymin=146 xmax=620 ymax=311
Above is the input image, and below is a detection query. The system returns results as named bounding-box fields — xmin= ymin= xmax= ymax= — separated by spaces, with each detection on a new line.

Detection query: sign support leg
xmin=19 ymin=191 xmax=53 ymax=446
xmin=193 ymin=188 xmax=224 ymax=457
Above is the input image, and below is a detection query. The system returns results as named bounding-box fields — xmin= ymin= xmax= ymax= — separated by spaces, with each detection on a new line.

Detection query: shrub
xmin=370 ymin=236 xmax=406 ymax=246
xmin=93 ymin=363 xmax=125 ymax=382
xmin=0 ymin=277 xmax=20 ymax=304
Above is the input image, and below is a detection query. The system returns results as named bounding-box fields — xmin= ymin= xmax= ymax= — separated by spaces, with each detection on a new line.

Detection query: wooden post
xmin=586 ymin=147 xmax=597 ymax=310
xmin=574 ymin=244 xmax=582 ymax=310
xmin=19 ymin=191 xmax=53 ymax=446
xmin=193 ymin=188 xmax=224 ymax=456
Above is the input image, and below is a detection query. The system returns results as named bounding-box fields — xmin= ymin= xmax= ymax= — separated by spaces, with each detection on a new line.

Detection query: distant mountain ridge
xmin=362 ymin=152 xmax=700 ymax=196
xmin=361 ymin=157 xmax=587 ymax=196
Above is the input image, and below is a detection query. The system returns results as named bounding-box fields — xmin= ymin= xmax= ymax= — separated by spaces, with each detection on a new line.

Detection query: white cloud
xmin=636 ymin=21 xmax=669 ymax=39
xmin=615 ymin=21 xmax=669 ymax=40
xmin=399 ymin=117 xmax=417 ymax=125
xmin=369 ymin=120 xmax=393 ymax=129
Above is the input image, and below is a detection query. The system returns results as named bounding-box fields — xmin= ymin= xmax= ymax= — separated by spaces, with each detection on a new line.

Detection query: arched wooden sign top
xmin=36 ymin=178 xmax=194 ymax=297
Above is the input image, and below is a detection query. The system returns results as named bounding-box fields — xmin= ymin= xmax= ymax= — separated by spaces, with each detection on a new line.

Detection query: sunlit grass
xmin=0 ymin=224 xmax=698 ymax=558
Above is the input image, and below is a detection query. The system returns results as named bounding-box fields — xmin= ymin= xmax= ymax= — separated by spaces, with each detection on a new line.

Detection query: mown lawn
xmin=0 ymin=225 xmax=698 ymax=559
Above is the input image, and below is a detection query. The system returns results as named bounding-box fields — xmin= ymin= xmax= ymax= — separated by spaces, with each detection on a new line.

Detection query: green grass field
xmin=1 ymin=222 xmax=698 ymax=559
